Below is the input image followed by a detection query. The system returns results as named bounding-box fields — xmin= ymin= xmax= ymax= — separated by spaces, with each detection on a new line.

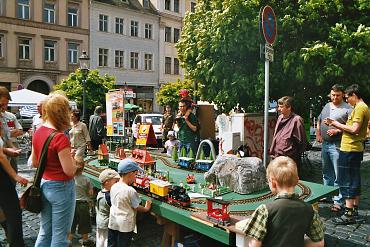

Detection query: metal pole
xmin=263 ymin=58 xmax=269 ymax=167
xmin=82 ymin=77 xmax=86 ymax=123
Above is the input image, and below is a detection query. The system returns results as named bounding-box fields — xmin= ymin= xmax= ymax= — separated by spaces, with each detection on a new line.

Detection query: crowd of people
xmin=0 ymin=83 xmax=368 ymax=247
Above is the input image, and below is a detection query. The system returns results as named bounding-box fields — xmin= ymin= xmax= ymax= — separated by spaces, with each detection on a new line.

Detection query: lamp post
xmin=79 ymin=51 xmax=90 ymax=123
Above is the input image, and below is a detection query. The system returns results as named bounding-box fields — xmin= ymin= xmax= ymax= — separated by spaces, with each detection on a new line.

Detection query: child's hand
xmin=145 ymin=200 xmax=152 ymax=210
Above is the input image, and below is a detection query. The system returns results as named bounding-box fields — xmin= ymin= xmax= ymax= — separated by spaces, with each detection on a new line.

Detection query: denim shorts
xmin=337 ymin=151 xmax=363 ymax=199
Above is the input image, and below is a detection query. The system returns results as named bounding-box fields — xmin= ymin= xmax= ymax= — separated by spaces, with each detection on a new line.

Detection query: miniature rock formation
xmin=204 ymin=154 xmax=267 ymax=194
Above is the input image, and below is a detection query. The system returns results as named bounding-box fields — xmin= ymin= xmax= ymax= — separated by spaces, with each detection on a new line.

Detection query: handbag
xmin=20 ymin=131 xmax=57 ymax=213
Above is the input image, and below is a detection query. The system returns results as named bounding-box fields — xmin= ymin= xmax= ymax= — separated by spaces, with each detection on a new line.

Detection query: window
xmin=174 ymin=0 xmax=179 ymax=13
xmin=115 ymin=50 xmax=124 ymax=68
xmin=98 ymin=48 xmax=108 ymax=67
xmin=174 ymin=58 xmax=179 ymax=75
xmin=143 ymin=0 xmax=149 ymax=8
xmin=0 ymin=35 xmax=3 ymax=58
xmin=115 ymin=18 xmax=124 ymax=34
xmin=165 ymin=0 xmax=171 ymax=10
xmin=17 ymin=0 xmax=30 ymax=20
xmin=130 ymin=52 xmax=138 ymax=69
xmin=165 ymin=57 xmax=171 ymax=74
xmin=191 ymin=2 xmax=196 ymax=12
xmin=43 ymin=3 xmax=55 ymax=23
xmin=174 ymin=28 xmax=180 ymax=43
xmin=99 ymin=14 xmax=108 ymax=32
xmin=165 ymin=27 xmax=171 ymax=42
xmin=68 ymin=43 xmax=78 ymax=64
xmin=19 ymin=38 xmax=30 ymax=60
xmin=44 ymin=40 xmax=56 ymax=62
xmin=67 ymin=7 xmax=78 ymax=27
xmin=144 ymin=54 xmax=152 ymax=70
xmin=144 ymin=23 xmax=152 ymax=39
xmin=130 ymin=21 xmax=138 ymax=37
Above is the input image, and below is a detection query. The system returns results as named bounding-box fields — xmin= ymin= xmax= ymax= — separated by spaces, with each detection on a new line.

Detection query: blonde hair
xmin=42 ymin=92 xmax=71 ymax=131
xmin=267 ymin=156 xmax=299 ymax=187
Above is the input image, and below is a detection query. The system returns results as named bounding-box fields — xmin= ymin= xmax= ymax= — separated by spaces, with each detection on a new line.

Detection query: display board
xmin=106 ymin=90 xmax=125 ymax=136
xmin=135 ymin=124 xmax=157 ymax=146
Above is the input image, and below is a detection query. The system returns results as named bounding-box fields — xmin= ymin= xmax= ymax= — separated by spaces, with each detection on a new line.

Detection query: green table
xmin=83 ymin=155 xmax=337 ymax=246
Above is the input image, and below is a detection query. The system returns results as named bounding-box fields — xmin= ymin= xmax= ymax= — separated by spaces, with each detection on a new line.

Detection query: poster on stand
xmin=106 ymin=90 xmax=125 ymax=136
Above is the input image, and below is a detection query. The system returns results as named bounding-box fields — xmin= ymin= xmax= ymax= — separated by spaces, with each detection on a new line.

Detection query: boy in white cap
xmin=96 ymin=169 xmax=120 ymax=247
xmin=164 ymin=131 xmax=180 ymax=157
xmin=108 ymin=159 xmax=152 ymax=247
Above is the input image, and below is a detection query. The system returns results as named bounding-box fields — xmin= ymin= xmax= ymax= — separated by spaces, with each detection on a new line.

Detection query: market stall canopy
xmin=9 ymin=89 xmax=47 ymax=107
xmin=8 ymin=89 xmax=77 ymax=109
xmin=124 ymin=103 xmax=140 ymax=111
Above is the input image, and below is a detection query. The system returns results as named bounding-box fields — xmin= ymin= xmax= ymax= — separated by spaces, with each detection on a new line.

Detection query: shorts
xmin=337 ymin=151 xmax=363 ymax=199
xmin=71 ymin=201 xmax=91 ymax=234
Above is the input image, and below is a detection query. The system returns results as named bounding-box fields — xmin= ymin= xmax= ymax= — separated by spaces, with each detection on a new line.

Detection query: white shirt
xmin=108 ymin=182 xmax=141 ymax=232
xmin=32 ymin=114 xmax=43 ymax=132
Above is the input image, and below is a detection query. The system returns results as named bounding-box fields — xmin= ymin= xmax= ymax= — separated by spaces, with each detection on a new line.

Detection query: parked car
xmin=132 ymin=113 xmax=163 ymax=144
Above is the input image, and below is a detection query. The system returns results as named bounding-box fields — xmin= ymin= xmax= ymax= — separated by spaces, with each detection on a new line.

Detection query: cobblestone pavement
xmin=1 ymin=147 xmax=369 ymax=246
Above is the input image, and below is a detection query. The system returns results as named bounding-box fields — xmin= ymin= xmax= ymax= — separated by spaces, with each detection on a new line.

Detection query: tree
xmin=177 ymin=0 xmax=370 ymax=117
xmin=55 ymin=69 xmax=115 ymax=114
xmin=156 ymin=80 xmax=197 ymax=110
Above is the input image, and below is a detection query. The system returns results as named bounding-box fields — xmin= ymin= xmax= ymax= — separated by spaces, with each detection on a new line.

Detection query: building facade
xmin=90 ymin=0 xmax=160 ymax=113
xmin=0 ymin=0 xmax=89 ymax=94
xmin=150 ymin=0 xmax=196 ymax=86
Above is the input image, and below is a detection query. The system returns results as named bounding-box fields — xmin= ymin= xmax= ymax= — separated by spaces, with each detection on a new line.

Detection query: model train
xmin=134 ymin=175 xmax=191 ymax=207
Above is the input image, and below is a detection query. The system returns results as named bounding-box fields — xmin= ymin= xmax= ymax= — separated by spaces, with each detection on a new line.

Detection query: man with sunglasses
xmin=324 ymin=84 xmax=369 ymax=225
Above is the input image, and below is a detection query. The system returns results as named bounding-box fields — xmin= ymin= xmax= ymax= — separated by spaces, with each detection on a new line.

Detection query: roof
xmin=93 ymin=0 xmax=159 ymax=16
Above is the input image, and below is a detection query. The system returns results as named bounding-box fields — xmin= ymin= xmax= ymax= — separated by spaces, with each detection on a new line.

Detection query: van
xmin=132 ymin=113 xmax=163 ymax=143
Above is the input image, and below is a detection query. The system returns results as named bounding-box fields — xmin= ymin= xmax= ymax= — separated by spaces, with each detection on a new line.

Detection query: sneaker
xmin=332 ymin=214 xmax=356 ymax=225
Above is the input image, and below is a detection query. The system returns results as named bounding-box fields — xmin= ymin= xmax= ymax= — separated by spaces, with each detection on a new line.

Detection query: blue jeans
xmin=35 ymin=179 xmax=76 ymax=247
xmin=321 ymin=141 xmax=343 ymax=205
xmin=337 ymin=151 xmax=363 ymax=199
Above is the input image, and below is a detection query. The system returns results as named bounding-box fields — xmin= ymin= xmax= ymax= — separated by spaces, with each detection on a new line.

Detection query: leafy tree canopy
xmin=156 ymin=80 xmax=197 ymax=110
xmin=177 ymin=0 xmax=370 ymax=117
xmin=55 ymin=69 xmax=115 ymax=115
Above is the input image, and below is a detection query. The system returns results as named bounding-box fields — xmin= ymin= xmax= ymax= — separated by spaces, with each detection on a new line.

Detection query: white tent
xmin=9 ymin=89 xmax=77 ymax=109
xmin=9 ymin=89 xmax=47 ymax=107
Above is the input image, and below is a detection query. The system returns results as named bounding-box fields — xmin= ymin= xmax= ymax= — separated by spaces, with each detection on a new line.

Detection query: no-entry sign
xmin=261 ymin=6 xmax=277 ymax=45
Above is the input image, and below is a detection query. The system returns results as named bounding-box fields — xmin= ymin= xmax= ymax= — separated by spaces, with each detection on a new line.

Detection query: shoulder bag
xmin=20 ymin=131 xmax=57 ymax=213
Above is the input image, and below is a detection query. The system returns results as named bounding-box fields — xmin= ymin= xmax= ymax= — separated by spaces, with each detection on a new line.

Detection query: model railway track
xmin=151 ymin=153 xmax=206 ymax=174
xmin=85 ymin=154 xmax=312 ymax=217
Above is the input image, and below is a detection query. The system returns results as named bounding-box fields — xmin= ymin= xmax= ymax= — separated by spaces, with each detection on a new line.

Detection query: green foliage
xmin=156 ymin=80 xmax=197 ymax=110
xmin=209 ymin=151 xmax=214 ymax=161
xmin=188 ymin=148 xmax=195 ymax=159
xmin=180 ymin=146 xmax=187 ymax=157
xmin=177 ymin=0 xmax=370 ymax=116
xmin=55 ymin=69 xmax=115 ymax=114
xmin=199 ymin=148 xmax=205 ymax=160
xmin=172 ymin=145 xmax=179 ymax=161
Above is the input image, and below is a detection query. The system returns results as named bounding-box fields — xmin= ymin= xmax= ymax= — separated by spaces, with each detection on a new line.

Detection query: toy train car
xmin=206 ymin=198 xmax=231 ymax=226
xmin=178 ymin=157 xmax=195 ymax=169
xmin=133 ymin=175 xmax=191 ymax=207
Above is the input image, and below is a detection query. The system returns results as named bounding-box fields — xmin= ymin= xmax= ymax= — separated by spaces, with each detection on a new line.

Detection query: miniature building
xmin=115 ymin=147 xmax=126 ymax=160
xmin=131 ymin=149 xmax=156 ymax=174
xmin=98 ymin=144 xmax=109 ymax=165
xmin=206 ymin=198 xmax=230 ymax=226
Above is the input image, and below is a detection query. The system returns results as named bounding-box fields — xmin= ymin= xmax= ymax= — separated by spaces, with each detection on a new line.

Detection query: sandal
xmin=332 ymin=214 xmax=356 ymax=225
xmin=330 ymin=204 xmax=342 ymax=212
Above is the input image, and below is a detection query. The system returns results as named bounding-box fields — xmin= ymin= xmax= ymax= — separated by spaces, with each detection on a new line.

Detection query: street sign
xmin=261 ymin=6 xmax=277 ymax=45
xmin=265 ymin=44 xmax=274 ymax=62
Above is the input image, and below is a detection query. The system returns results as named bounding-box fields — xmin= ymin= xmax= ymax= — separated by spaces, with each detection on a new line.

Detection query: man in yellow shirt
xmin=324 ymin=84 xmax=370 ymax=225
